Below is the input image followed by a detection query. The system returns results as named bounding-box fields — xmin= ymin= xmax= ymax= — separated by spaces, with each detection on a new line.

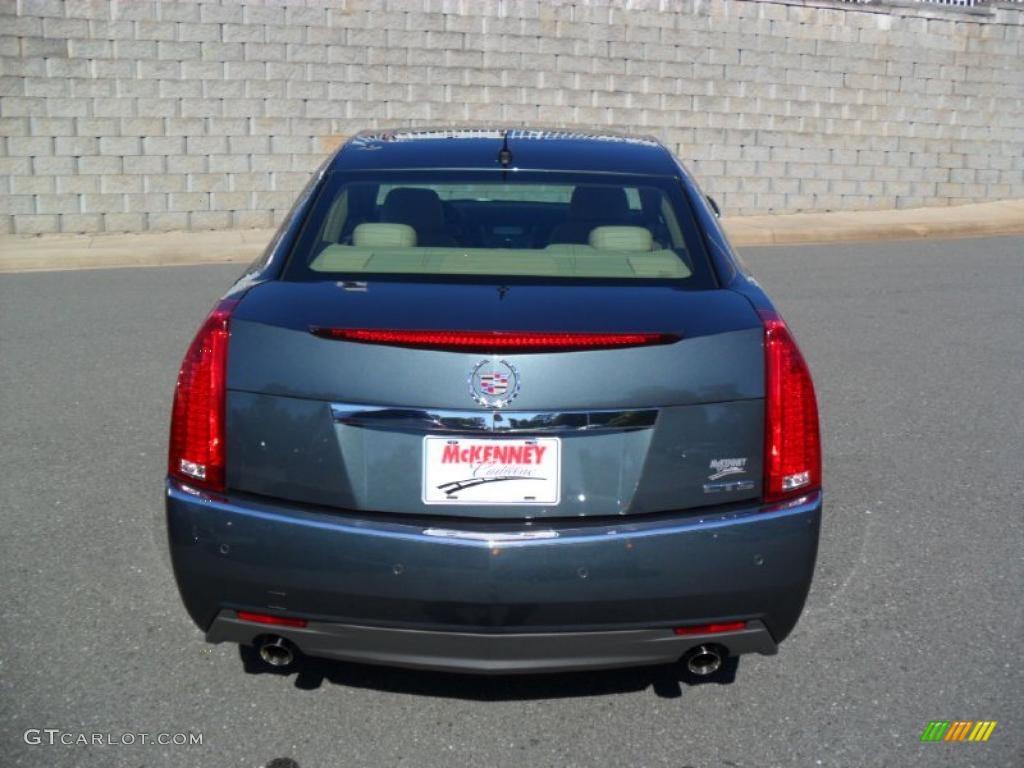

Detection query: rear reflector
xmin=236 ymin=611 xmax=308 ymax=628
xmin=673 ymin=621 xmax=747 ymax=636
xmin=310 ymin=328 xmax=678 ymax=352
xmin=760 ymin=309 xmax=821 ymax=503
xmin=168 ymin=299 xmax=238 ymax=493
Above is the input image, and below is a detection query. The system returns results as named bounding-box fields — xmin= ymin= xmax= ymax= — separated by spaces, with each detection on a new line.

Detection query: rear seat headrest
xmin=588 ymin=226 xmax=653 ymax=252
xmin=352 ymin=222 xmax=417 ymax=248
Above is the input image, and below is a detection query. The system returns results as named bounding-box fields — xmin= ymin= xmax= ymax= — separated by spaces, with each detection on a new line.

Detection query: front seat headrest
xmin=381 ymin=188 xmax=446 ymax=230
xmin=568 ymin=186 xmax=630 ymax=220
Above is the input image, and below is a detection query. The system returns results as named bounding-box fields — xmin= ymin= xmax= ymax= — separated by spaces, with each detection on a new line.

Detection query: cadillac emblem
xmin=469 ymin=359 xmax=520 ymax=408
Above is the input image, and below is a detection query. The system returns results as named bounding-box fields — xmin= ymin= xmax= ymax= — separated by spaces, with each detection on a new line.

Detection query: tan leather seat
xmin=352 ymin=222 xmax=417 ymax=248
xmin=589 ymin=226 xmax=654 ymax=252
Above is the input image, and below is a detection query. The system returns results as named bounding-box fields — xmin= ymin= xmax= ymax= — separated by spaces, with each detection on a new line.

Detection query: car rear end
xmin=166 ymin=131 xmax=821 ymax=675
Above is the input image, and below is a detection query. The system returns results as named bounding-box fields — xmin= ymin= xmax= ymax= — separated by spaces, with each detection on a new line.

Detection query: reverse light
xmin=168 ymin=299 xmax=238 ymax=493
xmin=760 ymin=309 xmax=821 ymax=503
xmin=673 ymin=621 xmax=747 ymax=636
xmin=236 ymin=611 xmax=308 ymax=628
xmin=310 ymin=327 xmax=679 ymax=353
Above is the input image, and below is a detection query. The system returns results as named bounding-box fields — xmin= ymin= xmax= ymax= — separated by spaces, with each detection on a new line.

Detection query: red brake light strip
xmin=310 ymin=327 xmax=679 ymax=352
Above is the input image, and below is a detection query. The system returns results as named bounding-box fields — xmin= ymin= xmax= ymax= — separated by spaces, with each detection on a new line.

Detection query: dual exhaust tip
xmin=682 ymin=644 xmax=725 ymax=677
xmin=254 ymin=634 xmax=725 ymax=676
xmin=256 ymin=636 xmax=298 ymax=668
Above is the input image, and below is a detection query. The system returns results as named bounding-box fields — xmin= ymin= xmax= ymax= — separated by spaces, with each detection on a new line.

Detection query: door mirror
xmin=706 ymin=195 xmax=721 ymax=217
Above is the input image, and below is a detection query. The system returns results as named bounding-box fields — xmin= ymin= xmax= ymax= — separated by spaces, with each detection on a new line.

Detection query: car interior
xmin=303 ymin=183 xmax=695 ymax=279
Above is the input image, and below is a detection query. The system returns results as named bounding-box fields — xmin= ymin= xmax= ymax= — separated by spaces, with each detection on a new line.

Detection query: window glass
xmin=283 ymin=172 xmax=715 ymax=287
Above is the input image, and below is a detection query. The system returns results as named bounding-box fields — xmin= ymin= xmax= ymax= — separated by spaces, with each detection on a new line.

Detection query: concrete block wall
xmin=0 ymin=0 xmax=1021 ymax=234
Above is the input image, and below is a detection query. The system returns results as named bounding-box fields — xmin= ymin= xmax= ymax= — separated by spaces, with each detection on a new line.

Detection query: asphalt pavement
xmin=1 ymin=236 xmax=1021 ymax=768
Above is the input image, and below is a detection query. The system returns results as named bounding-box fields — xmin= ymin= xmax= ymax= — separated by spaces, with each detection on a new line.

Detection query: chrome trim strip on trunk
xmin=330 ymin=403 xmax=658 ymax=434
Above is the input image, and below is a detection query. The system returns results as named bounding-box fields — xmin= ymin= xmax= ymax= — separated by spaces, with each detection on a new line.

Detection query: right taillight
xmin=168 ymin=299 xmax=237 ymax=493
xmin=760 ymin=309 xmax=821 ymax=503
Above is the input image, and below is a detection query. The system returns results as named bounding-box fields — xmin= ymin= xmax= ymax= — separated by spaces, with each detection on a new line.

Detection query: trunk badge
xmin=469 ymin=359 xmax=520 ymax=408
xmin=708 ymin=457 xmax=748 ymax=480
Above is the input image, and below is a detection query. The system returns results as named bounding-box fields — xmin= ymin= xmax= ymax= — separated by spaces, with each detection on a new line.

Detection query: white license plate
xmin=422 ymin=436 xmax=561 ymax=505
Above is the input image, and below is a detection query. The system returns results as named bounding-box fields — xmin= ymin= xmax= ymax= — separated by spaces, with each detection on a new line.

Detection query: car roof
xmin=329 ymin=127 xmax=679 ymax=176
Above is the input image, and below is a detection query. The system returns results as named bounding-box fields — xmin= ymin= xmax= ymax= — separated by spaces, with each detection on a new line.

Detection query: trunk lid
xmin=225 ymin=280 xmax=765 ymax=518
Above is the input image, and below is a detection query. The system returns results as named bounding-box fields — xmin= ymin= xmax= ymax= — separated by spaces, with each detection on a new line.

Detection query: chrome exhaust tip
xmin=684 ymin=644 xmax=724 ymax=676
xmin=257 ymin=636 xmax=296 ymax=668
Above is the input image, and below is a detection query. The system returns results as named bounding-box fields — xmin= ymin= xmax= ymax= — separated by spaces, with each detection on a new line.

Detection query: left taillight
xmin=168 ymin=299 xmax=238 ymax=493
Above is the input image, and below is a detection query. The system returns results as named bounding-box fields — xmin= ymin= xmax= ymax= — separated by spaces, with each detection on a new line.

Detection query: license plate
xmin=422 ymin=436 xmax=561 ymax=505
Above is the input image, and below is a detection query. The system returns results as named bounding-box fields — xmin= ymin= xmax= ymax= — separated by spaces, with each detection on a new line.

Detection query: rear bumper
xmin=208 ymin=613 xmax=776 ymax=674
xmin=166 ymin=480 xmax=820 ymax=672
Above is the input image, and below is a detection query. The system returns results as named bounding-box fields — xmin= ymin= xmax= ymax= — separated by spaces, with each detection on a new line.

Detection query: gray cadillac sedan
xmin=166 ymin=128 xmax=821 ymax=677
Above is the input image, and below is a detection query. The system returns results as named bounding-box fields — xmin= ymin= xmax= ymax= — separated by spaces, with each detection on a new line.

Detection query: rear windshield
xmin=282 ymin=171 xmax=714 ymax=287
